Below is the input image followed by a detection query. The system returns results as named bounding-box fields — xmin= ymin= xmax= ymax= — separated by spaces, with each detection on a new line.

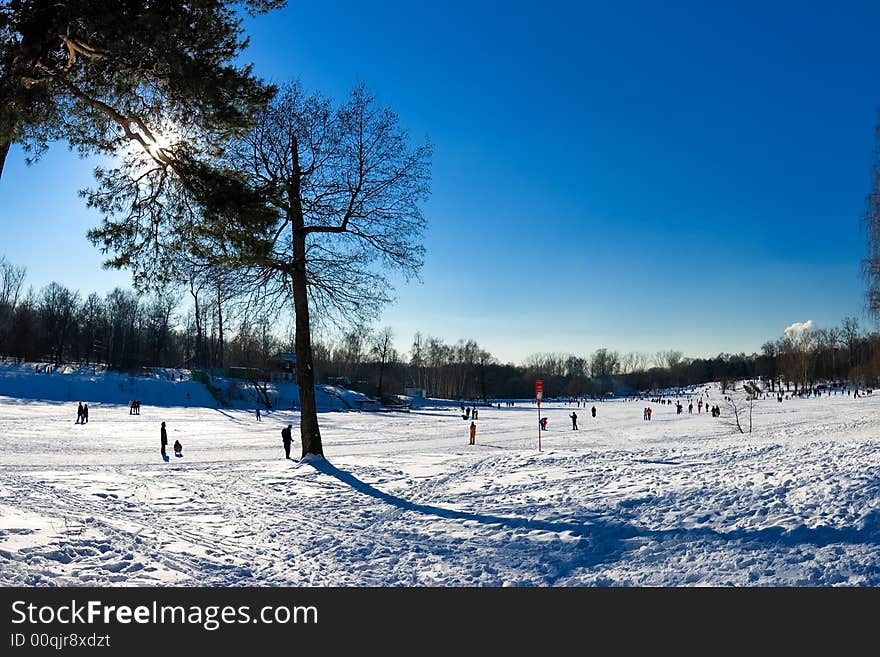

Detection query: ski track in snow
xmin=2 ymin=380 xmax=880 ymax=586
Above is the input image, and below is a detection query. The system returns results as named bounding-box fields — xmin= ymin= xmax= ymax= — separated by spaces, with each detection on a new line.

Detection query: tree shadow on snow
xmin=308 ymin=458 xmax=642 ymax=571
xmin=307 ymin=459 xmax=880 ymax=577
xmin=213 ymin=408 xmax=255 ymax=425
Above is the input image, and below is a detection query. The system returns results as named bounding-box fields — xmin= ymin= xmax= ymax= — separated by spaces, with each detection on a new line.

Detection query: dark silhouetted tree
xmin=87 ymin=82 xmax=432 ymax=459
xmin=0 ymin=0 xmax=284 ymax=181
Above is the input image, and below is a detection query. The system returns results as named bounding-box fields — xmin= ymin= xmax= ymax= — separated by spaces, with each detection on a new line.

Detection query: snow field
xmin=1 ymin=384 xmax=879 ymax=586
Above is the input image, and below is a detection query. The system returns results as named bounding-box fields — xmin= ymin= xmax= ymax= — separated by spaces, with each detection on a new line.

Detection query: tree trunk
xmin=292 ymin=226 xmax=323 ymax=458
xmin=192 ymin=290 xmax=201 ymax=368
xmin=217 ymin=284 xmax=224 ymax=368
xmin=107 ymin=324 xmax=115 ymax=368
xmin=289 ymin=141 xmax=323 ymax=458
xmin=377 ymin=358 xmax=385 ymax=398
xmin=0 ymin=140 xmax=10 ymax=181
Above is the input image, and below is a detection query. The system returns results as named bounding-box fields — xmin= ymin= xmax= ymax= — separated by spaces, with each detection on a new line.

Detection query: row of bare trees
xmin=0 ymin=256 xmax=287 ymax=372
xmin=757 ymin=317 xmax=877 ymax=392
xmin=0 ymin=282 xmax=180 ymax=370
xmin=5 ymin=256 xmax=880 ymax=398
xmin=316 ymin=322 xmax=880 ymax=401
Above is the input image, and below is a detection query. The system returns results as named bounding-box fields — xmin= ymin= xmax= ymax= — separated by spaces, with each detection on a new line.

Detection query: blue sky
xmin=2 ymin=0 xmax=879 ymax=364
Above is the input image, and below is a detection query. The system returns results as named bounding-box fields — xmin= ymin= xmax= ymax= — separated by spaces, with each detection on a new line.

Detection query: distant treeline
xmin=2 ymin=256 xmax=880 ymax=399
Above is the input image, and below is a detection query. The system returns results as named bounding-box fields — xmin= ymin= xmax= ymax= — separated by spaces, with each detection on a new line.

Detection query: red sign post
xmin=535 ymin=380 xmax=543 ymax=451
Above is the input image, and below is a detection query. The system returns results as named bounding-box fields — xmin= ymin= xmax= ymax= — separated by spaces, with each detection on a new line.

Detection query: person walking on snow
xmin=160 ymin=421 xmax=168 ymax=457
xmin=469 ymin=421 xmax=477 ymax=445
xmin=281 ymin=424 xmax=293 ymax=459
xmin=591 ymin=405 xmax=596 ymax=418
xmin=76 ymin=402 xmax=83 ymax=424
xmin=173 ymin=439 xmax=183 ymax=457
xmin=82 ymin=403 xmax=89 ymax=423
xmin=256 ymin=408 xmax=262 ymax=422
xmin=570 ymin=411 xmax=578 ymax=430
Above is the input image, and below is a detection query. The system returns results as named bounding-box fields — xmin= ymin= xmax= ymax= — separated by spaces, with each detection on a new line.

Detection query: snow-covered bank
xmin=0 ymin=362 xmax=216 ymax=408
xmin=0 ymin=362 xmax=379 ymax=412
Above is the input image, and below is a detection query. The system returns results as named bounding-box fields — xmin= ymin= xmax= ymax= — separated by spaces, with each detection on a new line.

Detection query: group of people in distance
xmin=642 ymin=398 xmax=725 ymax=420
xmin=76 ymin=392 xmax=736 ymax=462
xmin=74 ymin=402 xmax=89 ymax=424
xmin=160 ymin=421 xmax=183 ymax=458
xmin=79 ymin=392 xmax=740 ymax=463
xmin=566 ymin=406 xmax=598 ymax=430
xmin=75 ymin=400 xmax=285 ymax=462
xmin=158 ymin=410 xmax=289 ymax=462
xmin=459 ymin=402 xmax=479 ymax=420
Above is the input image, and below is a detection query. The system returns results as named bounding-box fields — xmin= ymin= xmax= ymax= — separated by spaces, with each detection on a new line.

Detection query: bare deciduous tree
xmin=840 ymin=316 xmax=861 ymax=373
xmin=370 ymin=326 xmax=396 ymax=398
xmin=224 ymin=82 xmax=432 ymax=458
xmin=83 ymin=78 xmax=431 ymax=459
xmin=590 ymin=348 xmax=620 ymax=378
xmin=0 ymin=256 xmax=26 ymax=310
xmin=39 ymin=282 xmax=80 ymax=366
xmin=862 ymin=116 xmax=880 ymax=320
xmin=724 ymin=394 xmax=753 ymax=434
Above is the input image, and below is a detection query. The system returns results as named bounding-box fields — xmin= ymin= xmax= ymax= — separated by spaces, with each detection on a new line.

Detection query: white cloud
xmin=784 ymin=320 xmax=815 ymax=341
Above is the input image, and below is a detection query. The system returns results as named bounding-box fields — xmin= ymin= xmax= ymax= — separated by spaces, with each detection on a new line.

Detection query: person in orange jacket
xmin=469 ymin=421 xmax=476 ymax=445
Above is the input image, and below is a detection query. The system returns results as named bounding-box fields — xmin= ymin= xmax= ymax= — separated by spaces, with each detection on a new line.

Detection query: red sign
xmin=535 ymin=379 xmax=543 ymax=400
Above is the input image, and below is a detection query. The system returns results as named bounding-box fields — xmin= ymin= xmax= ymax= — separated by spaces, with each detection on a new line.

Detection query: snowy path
xmin=2 ymin=388 xmax=880 ymax=586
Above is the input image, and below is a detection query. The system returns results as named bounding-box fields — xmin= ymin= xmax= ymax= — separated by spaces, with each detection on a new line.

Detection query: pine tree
xmin=0 ymin=0 xmax=284 ymax=180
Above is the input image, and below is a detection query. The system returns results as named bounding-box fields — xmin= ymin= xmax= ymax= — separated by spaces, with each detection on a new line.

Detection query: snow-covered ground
xmin=1 ymin=373 xmax=879 ymax=586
